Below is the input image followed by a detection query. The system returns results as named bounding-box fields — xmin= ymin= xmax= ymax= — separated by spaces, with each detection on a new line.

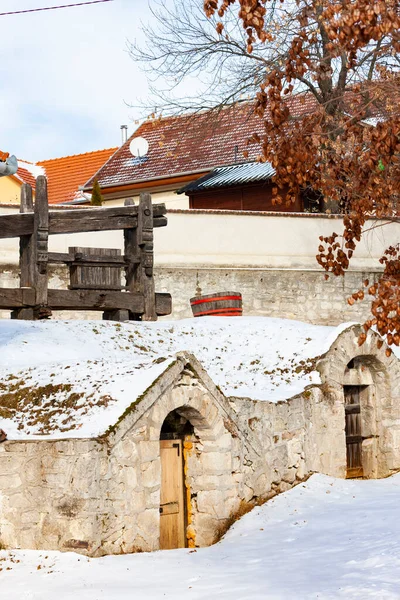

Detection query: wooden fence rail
xmin=0 ymin=176 xmax=172 ymax=322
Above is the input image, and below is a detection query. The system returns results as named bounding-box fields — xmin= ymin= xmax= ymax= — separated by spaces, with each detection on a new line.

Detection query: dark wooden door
xmin=344 ymin=386 xmax=363 ymax=478
xmin=159 ymin=440 xmax=186 ymax=549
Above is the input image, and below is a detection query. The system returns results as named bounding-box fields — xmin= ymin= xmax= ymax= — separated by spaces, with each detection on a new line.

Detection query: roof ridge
xmin=136 ymin=101 xmax=256 ymax=126
xmin=37 ymin=147 xmax=118 ymax=164
xmin=17 ymin=158 xmax=36 ymax=165
xmin=81 ymin=145 xmax=122 ymax=190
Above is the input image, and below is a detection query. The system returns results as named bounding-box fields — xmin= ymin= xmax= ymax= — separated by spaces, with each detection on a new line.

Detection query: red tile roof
xmin=0 ymin=153 xmax=42 ymax=188
xmin=14 ymin=160 xmax=45 ymax=188
xmin=38 ymin=148 xmax=117 ymax=204
xmin=84 ymin=96 xmax=317 ymax=191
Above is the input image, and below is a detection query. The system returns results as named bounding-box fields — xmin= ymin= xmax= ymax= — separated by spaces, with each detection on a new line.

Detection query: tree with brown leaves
xmin=204 ymin=0 xmax=400 ymax=351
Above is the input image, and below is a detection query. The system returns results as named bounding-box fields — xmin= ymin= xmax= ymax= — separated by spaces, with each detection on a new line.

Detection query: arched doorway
xmin=343 ymin=357 xmax=377 ymax=479
xmin=317 ymin=325 xmax=399 ymax=479
xmin=159 ymin=409 xmax=193 ymax=550
xmin=344 ymin=384 xmax=367 ymax=478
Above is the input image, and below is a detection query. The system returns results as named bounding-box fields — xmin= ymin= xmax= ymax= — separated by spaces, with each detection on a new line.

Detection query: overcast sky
xmin=0 ymin=0 xmax=162 ymax=161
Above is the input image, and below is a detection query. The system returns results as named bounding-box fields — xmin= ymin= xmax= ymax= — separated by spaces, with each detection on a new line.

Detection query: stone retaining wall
xmin=0 ymin=263 xmax=379 ymax=325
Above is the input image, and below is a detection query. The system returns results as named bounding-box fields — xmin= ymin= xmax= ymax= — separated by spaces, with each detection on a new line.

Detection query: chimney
xmin=120 ymin=125 xmax=128 ymax=145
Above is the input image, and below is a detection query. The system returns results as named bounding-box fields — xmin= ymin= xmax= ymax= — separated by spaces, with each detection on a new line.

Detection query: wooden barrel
xmin=190 ymin=291 xmax=242 ymax=317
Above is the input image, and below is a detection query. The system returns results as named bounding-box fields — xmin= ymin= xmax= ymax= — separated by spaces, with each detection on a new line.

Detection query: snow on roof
xmin=0 ymin=317 xmax=354 ymax=440
xmin=17 ymin=160 xmax=46 ymax=180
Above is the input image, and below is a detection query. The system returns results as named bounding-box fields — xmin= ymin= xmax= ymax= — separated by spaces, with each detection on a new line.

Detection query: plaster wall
xmin=0 ymin=178 xmax=23 ymax=206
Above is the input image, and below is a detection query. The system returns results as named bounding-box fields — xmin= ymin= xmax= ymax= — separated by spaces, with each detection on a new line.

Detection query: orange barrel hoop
xmin=190 ymin=291 xmax=242 ymax=317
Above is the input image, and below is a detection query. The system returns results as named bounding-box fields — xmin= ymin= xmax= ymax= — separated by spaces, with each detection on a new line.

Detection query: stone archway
xmin=318 ymin=326 xmax=400 ymax=479
xmin=145 ymin=374 xmax=239 ymax=549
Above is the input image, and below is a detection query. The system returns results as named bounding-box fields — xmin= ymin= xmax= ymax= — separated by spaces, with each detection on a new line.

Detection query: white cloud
xmin=0 ymin=0 xmax=156 ymax=160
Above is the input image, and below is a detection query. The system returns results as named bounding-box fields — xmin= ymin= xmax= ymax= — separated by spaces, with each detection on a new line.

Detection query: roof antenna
xmin=234 ymin=145 xmax=239 ymax=163
xmin=120 ymin=125 xmax=128 ymax=145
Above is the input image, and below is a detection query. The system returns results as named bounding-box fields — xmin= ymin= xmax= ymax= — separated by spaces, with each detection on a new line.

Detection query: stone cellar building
xmin=0 ymin=323 xmax=399 ymax=556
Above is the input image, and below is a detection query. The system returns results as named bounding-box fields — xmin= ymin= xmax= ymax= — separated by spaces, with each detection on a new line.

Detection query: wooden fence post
xmin=11 ymin=184 xmax=35 ymax=320
xmin=123 ymin=197 xmax=139 ymax=320
xmin=122 ymin=194 xmax=156 ymax=321
xmin=138 ymin=193 xmax=156 ymax=321
xmin=34 ymin=176 xmax=50 ymax=318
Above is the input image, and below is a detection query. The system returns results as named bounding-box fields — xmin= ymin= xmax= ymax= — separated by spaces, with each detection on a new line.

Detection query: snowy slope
xmin=0 ymin=317 xmax=353 ymax=439
xmin=1 ymin=473 xmax=400 ymax=599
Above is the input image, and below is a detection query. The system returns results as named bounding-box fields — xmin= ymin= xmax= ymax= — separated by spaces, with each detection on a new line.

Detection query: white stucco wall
xmin=0 ymin=209 xmax=397 ymax=271
xmin=155 ymin=211 xmax=398 ymax=270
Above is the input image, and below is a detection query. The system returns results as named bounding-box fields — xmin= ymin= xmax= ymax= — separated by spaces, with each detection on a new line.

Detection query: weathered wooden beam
xmin=68 ymin=284 xmax=123 ymax=291
xmin=0 ymin=213 xmax=34 ymax=239
xmin=48 ymin=204 xmax=166 ymax=235
xmin=34 ymin=176 xmax=49 ymax=317
xmin=155 ymin=293 xmax=172 ymax=316
xmin=50 ymin=204 xmax=166 ymax=219
xmin=47 ymin=203 xmax=166 ymax=233
xmin=0 ymin=204 xmax=167 ymax=238
xmin=45 ymin=290 xmax=171 ymax=314
xmin=19 ymin=185 xmax=35 ymax=285
xmin=72 ymin=253 xmax=130 ymax=265
xmin=0 ymin=288 xmax=35 ymax=309
xmin=12 ymin=184 xmax=35 ymax=320
xmin=153 ymin=215 xmax=168 ymax=228
xmin=48 ymin=251 xmax=140 ymax=266
xmin=138 ymin=193 xmax=156 ymax=321
xmin=47 ymin=252 xmax=73 ymax=264
xmin=49 ymin=212 xmax=138 ymax=234
xmin=47 ymin=289 xmax=145 ymax=311
xmin=124 ymin=198 xmax=140 ymax=320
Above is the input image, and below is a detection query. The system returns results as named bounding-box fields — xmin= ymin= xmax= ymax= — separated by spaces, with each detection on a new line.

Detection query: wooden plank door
xmin=344 ymin=386 xmax=364 ymax=478
xmin=159 ymin=439 xmax=186 ymax=550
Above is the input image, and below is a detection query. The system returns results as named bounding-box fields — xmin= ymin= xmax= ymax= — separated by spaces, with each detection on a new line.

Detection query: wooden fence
xmin=0 ymin=176 xmax=171 ymax=321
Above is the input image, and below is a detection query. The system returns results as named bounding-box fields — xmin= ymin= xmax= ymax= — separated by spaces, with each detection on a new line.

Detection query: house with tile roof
xmin=82 ymin=98 xmax=317 ymax=211
xmin=82 ymin=89 xmax=391 ymax=212
xmin=37 ymin=147 xmax=117 ymax=205
xmin=0 ymin=158 xmax=45 ymax=206
xmin=0 ymin=148 xmax=117 ymax=207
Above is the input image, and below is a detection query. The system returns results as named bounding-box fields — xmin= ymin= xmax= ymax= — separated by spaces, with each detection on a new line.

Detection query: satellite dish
xmin=129 ymin=137 xmax=149 ymax=158
xmin=0 ymin=155 xmax=18 ymax=177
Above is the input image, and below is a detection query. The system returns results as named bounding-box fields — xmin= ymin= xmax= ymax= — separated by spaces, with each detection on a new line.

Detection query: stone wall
xmin=0 ymin=357 xmax=345 ymax=557
xmin=1 ymin=333 xmax=400 ymax=557
xmin=317 ymin=326 xmax=400 ymax=479
xmin=0 ymin=263 xmax=380 ymax=325
xmin=156 ymin=267 xmax=380 ymax=325
xmin=0 ymin=438 xmax=107 ymax=553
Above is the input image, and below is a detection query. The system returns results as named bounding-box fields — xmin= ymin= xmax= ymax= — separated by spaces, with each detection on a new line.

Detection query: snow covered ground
xmin=2 ymin=473 xmax=400 ymax=599
xmin=0 ymin=317 xmax=353 ymax=439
